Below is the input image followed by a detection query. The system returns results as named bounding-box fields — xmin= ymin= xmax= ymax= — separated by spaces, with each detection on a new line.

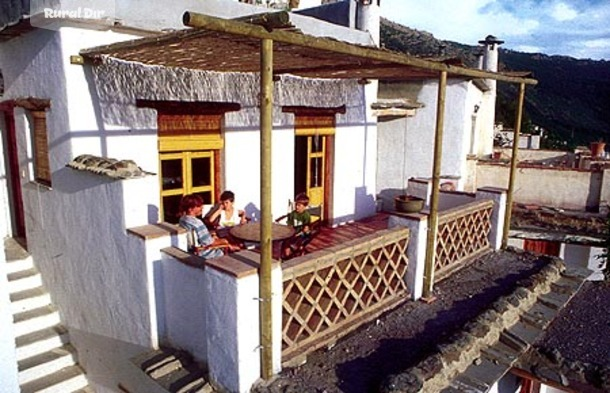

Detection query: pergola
xmin=80 ymin=11 xmax=537 ymax=379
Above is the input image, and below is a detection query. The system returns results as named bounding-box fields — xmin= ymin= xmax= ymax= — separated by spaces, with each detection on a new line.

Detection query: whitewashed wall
xmin=477 ymin=163 xmax=604 ymax=211
xmin=376 ymin=80 xmax=474 ymax=207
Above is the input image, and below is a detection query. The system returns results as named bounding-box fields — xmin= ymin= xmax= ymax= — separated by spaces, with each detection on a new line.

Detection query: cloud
xmin=551 ymin=2 xmax=578 ymax=21
xmin=380 ymin=0 xmax=610 ymax=59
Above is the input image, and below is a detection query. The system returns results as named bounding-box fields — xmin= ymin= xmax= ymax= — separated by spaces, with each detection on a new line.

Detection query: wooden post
xmin=259 ymin=38 xmax=274 ymax=380
xmin=422 ymin=71 xmax=447 ymax=300
xmin=502 ymin=82 xmax=525 ymax=249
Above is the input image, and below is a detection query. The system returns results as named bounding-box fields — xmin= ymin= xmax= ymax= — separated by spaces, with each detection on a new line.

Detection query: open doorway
xmin=294 ymin=134 xmax=325 ymax=208
xmin=0 ymin=106 xmax=27 ymax=246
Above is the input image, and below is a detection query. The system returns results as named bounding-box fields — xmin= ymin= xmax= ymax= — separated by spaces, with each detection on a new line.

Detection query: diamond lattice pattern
xmin=435 ymin=201 xmax=493 ymax=276
xmin=282 ymin=229 xmax=409 ymax=356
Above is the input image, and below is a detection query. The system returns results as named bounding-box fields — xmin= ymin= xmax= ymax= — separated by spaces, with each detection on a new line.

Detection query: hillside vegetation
xmin=380 ymin=18 xmax=610 ymax=149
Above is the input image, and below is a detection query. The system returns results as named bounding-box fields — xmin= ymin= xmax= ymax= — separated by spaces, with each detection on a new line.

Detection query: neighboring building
xmin=494 ymin=123 xmax=542 ymax=150
xmin=376 ymin=35 xmax=503 ymax=208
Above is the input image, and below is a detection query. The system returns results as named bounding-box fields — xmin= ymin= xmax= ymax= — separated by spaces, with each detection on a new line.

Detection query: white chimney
xmin=478 ymin=35 xmax=504 ymax=72
xmin=356 ymin=0 xmax=381 ymax=46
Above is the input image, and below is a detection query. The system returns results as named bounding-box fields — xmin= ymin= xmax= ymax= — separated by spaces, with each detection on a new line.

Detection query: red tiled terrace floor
xmin=305 ymin=212 xmax=390 ymax=253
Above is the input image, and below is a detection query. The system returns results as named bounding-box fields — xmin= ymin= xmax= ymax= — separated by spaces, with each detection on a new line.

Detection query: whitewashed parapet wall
xmin=388 ymin=186 xmax=506 ymax=299
xmin=477 ymin=163 xmax=606 ymax=211
xmin=159 ymin=246 xmax=283 ymax=393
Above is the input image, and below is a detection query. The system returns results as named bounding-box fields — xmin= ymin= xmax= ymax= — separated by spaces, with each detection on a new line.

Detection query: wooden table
xmin=230 ymin=222 xmax=295 ymax=243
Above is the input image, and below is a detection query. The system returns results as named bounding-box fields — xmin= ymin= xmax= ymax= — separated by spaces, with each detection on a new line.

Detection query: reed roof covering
xmin=81 ymin=12 xmax=537 ymax=85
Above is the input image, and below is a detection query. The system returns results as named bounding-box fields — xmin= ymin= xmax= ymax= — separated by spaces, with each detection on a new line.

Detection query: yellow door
xmin=306 ymin=135 xmax=325 ymax=207
xmin=294 ymin=115 xmax=334 ymax=217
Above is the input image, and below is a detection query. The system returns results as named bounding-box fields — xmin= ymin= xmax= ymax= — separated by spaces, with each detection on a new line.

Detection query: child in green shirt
xmin=282 ymin=193 xmax=312 ymax=259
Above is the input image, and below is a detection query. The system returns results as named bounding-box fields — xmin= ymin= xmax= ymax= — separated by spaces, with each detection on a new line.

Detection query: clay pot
xmin=394 ymin=195 xmax=424 ymax=213
xmin=590 ymin=142 xmax=606 ymax=158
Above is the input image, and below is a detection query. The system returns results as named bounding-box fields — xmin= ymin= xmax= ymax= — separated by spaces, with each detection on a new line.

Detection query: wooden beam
xmin=502 ymin=82 xmax=526 ymax=249
xmin=13 ymin=98 xmax=51 ymax=111
xmin=181 ymin=12 xmax=538 ymax=85
xmin=136 ymin=99 xmax=240 ymax=114
xmin=259 ymin=37 xmax=274 ymax=380
xmin=232 ymin=11 xmax=291 ymax=32
xmin=422 ymin=71 xmax=447 ymax=300
xmin=282 ymin=105 xmax=346 ymax=115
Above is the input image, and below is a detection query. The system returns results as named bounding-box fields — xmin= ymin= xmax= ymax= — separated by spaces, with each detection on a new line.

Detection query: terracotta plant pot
xmin=394 ymin=195 xmax=424 ymax=213
xmin=590 ymin=142 xmax=606 ymax=158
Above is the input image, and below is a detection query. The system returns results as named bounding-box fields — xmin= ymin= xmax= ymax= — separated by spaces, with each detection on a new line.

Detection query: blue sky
xmin=380 ymin=0 xmax=610 ymax=60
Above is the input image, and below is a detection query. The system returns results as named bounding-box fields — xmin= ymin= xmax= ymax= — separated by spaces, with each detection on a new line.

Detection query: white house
xmin=0 ymin=1 xmax=538 ymax=392
xmin=0 ymin=0 xmax=380 ymax=391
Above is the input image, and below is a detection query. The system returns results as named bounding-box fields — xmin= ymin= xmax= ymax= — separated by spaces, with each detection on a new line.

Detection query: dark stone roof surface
xmin=515 ymin=281 xmax=610 ymax=392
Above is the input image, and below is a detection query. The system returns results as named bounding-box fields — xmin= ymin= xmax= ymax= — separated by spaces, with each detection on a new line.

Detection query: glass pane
xmin=163 ymin=195 xmax=183 ymax=224
xmin=161 ymin=159 xmax=183 ymax=190
xmin=309 ymin=157 xmax=323 ymax=188
xmin=311 ymin=135 xmax=323 ymax=153
xmin=194 ymin=191 xmax=213 ymax=205
xmin=192 ymin=156 xmax=212 ymax=187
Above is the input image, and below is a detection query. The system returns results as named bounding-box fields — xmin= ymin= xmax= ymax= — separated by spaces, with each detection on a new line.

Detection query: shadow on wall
xmin=53 ymin=166 xmax=115 ymax=194
xmin=377 ymin=188 xmax=410 ymax=212
xmin=148 ymin=204 xmax=159 ymax=224
xmin=586 ymin=171 xmax=604 ymax=212
xmin=244 ymin=202 xmax=260 ymax=222
xmin=354 ymin=186 xmax=376 ymax=219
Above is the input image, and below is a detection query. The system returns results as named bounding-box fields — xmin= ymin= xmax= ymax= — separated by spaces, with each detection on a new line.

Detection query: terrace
xmin=78 ymin=10 xmax=537 ymax=392
xmin=121 ymin=178 xmax=510 ymax=391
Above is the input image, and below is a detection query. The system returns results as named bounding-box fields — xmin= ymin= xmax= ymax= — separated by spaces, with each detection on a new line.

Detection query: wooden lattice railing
xmin=434 ymin=199 xmax=494 ymax=280
xmin=281 ymin=227 xmax=410 ymax=361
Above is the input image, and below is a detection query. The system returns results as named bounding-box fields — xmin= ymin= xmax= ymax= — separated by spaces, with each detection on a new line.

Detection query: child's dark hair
xmin=179 ymin=194 xmax=203 ymax=215
xmin=295 ymin=192 xmax=309 ymax=206
xmin=219 ymin=190 xmax=235 ymax=202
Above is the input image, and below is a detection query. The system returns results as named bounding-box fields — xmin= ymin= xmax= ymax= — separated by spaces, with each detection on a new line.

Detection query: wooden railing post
xmin=423 ymin=71 xmax=447 ymax=300
xmin=502 ymin=82 xmax=526 ymax=248
xmin=259 ymin=37 xmax=274 ymax=380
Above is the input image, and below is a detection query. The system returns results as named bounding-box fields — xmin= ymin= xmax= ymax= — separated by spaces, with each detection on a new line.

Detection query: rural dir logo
xmin=30 ymin=0 xmax=116 ymax=30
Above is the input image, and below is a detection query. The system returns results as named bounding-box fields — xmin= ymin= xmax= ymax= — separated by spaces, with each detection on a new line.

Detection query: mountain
xmin=380 ymin=18 xmax=610 ymax=149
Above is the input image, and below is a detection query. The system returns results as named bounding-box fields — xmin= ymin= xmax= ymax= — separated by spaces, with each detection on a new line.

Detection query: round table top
xmin=230 ymin=222 xmax=295 ymax=242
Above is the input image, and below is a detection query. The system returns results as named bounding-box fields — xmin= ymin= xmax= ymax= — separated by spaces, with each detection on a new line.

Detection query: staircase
xmin=5 ymin=238 xmax=91 ymax=393
xmin=131 ymin=347 xmax=213 ymax=393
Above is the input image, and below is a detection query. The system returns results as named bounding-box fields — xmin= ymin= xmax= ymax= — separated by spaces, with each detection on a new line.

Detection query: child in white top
xmin=206 ymin=190 xmax=247 ymax=229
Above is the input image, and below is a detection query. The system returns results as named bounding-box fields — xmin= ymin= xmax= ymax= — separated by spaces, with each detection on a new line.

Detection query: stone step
xmin=133 ymin=347 xmax=210 ymax=393
xmin=73 ymin=387 xmax=96 ymax=393
xmin=16 ymin=325 xmax=70 ymax=361
xmin=13 ymin=305 xmax=61 ymax=337
xmin=19 ymin=344 xmax=79 ymax=385
xmin=20 ymin=365 xmax=88 ymax=393
xmin=5 ymin=254 xmax=34 ymax=274
xmin=154 ymin=366 xmax=208 ymax=393
xmin=7 ymin=268 xmax=43 ymax=294
xmin=10 ymin=286 xmax=52 ymax=314
xmin=133 ymin=348 xmax=195 ymax=377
